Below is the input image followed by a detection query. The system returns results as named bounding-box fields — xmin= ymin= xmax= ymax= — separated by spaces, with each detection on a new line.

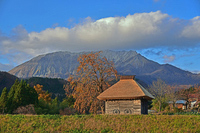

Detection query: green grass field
xmin=0 ymin=114 xmax=200 ymax=132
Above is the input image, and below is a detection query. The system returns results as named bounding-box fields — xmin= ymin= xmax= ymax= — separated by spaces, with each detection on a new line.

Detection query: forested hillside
xmin=27 ymin=77 xmax=67 ymax=94
xmin=0 ymin=71 xmax=18 ymax=93
xmin=0 ymin=75 xmax=67 ymax=100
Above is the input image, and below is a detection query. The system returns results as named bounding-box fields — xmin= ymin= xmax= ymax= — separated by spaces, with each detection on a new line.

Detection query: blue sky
xmin=0 ymin=0 xmax=200 ymax=73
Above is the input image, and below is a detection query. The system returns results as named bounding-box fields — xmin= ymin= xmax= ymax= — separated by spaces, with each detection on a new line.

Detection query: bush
xmin=151 ymin=99 xmax=169 ymax=112
xmin=13 ymin=104 xmax=36 ymax=114
xmin=173 ymin=107 xmax=183 ymax=113
xmin=59 ymin=107 xmax=77 ymax=115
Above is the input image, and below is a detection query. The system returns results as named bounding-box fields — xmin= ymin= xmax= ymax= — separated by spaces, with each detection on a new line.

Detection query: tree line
xmin=0 ymin=80 xmax=75 ymax=114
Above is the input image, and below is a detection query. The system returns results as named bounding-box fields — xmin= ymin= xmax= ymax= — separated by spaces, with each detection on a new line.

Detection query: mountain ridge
xmin=0 ymin=71 xmax=18 ymax=92
xmin=9 ymin=50 xmax=200 ymax=85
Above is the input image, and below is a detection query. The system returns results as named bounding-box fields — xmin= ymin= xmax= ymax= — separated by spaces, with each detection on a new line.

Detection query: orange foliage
xmin=65 ymin=51 xmax=117 ymax=114
xmin=176 ymin=85 xmax=200 ymax=102
xmin=34 ymin=84 xmax=51 ymax=102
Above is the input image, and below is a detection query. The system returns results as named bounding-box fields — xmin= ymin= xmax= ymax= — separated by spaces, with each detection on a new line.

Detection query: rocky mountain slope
xmin=9 ymin=50 xmax=200 ymax=85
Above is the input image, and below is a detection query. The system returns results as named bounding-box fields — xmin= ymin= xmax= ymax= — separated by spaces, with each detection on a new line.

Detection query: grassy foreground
xmin=0 ymin=114 xmax=200 ymax=133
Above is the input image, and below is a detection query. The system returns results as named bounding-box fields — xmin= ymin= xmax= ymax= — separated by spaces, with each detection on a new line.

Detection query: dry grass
xmin=0 ymin=114 xmax=200 ymax=132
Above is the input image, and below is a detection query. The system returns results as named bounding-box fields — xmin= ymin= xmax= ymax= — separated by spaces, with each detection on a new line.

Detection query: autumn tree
xmin=65 ymin=51 xmax=117 ymax=114
xmin=34 ymin=84 xmax=51 ymax=103
xmin=177 ymin=85 xmax=200 ymax=103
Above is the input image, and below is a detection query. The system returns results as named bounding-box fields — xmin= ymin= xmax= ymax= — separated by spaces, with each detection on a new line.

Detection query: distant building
xmin=168 ymin=100 xmax=188 ymax=110
xmin=176 ymin=100 xmax=187 ymax=110
xmin=97 ymin=75 xmax=154 ymax=114
xmin=188 ymin=94 xmax=200 ymax=109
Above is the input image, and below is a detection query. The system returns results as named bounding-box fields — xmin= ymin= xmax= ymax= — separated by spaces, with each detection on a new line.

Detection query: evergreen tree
xmin=13 ymin=80 xmax=38 ymax=109
xmin=7 ymin=79 xmax=19 ymax=113
xmin=27 ymin=83 xmax=38 ymax=105
xmin=49 ymin=97 xmax=60 ymax=114
xmin=51 ymin=97 xmax=59 ymax=108
xmin=0 ymin=87 xmax=8 ymax=113
xmin=7 ymin=79 xmax=38 ymax=113
xmin=12 ymin=80 xmax=23 ymax=109
xmin=60 ymin=96 xmax=75 ymax=109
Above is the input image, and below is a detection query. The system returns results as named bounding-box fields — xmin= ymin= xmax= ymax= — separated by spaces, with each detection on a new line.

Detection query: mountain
xmin=0 ymin=71 xmax=18 ymax=93
xmin=9 ymin=50 xmax=200 ymax=85
xmin=9 ymin=51 xmax=80 ymax=79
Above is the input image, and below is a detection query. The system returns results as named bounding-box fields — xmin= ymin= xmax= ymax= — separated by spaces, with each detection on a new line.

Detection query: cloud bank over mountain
xmin=1 ymin=11 xmax=200 ymax=66
xmin=0 ymin=63 xmax=14 ymax=71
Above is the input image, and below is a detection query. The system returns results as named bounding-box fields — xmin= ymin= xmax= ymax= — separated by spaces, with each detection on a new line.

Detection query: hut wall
xmin=141 ymin=99 xmax=148 ymax=114
xmin=105 ymin=100 xmax=142 ymax=114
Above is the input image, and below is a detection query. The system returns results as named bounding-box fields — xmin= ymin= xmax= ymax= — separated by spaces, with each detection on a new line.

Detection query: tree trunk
xmin=159 ymin=101 xmax=162 ymax=112
xmin=100 ymin=101 xmax=105 ymax=114
xmin=173 ymin=102 xmax=175 ymax=108
xmin=101 ymin=106 xmax=104 ymax=114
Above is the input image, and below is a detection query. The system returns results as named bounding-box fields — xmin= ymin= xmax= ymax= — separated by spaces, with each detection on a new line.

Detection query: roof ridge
xmin=120 ymin=75 xmax=135 ymax=80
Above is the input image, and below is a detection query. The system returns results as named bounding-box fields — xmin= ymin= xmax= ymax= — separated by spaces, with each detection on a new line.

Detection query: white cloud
xmin=1 ymin=11 xmax=200 ymax=65
xmin=181 ymin=16 xmax=200 ymax=39
xmin=163 ymin=55 xmax=176 ymax=63
xmin=0 ymin=63 xmax=14 ymax=71
xmin=191 ymin=70 xmax=200 ymax=74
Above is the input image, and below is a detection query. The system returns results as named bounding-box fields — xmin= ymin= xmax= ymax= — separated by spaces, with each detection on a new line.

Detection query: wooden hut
xmin=97 ymin=75 xmax=154 ymax=114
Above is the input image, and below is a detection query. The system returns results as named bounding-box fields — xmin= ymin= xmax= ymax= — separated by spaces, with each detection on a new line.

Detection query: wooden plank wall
xmin=105 ymin=100 xmax=142 ymax=114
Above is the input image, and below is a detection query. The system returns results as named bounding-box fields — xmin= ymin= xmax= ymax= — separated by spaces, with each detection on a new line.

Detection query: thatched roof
xmin=97 ymin=75 xmax=154 ymax=100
